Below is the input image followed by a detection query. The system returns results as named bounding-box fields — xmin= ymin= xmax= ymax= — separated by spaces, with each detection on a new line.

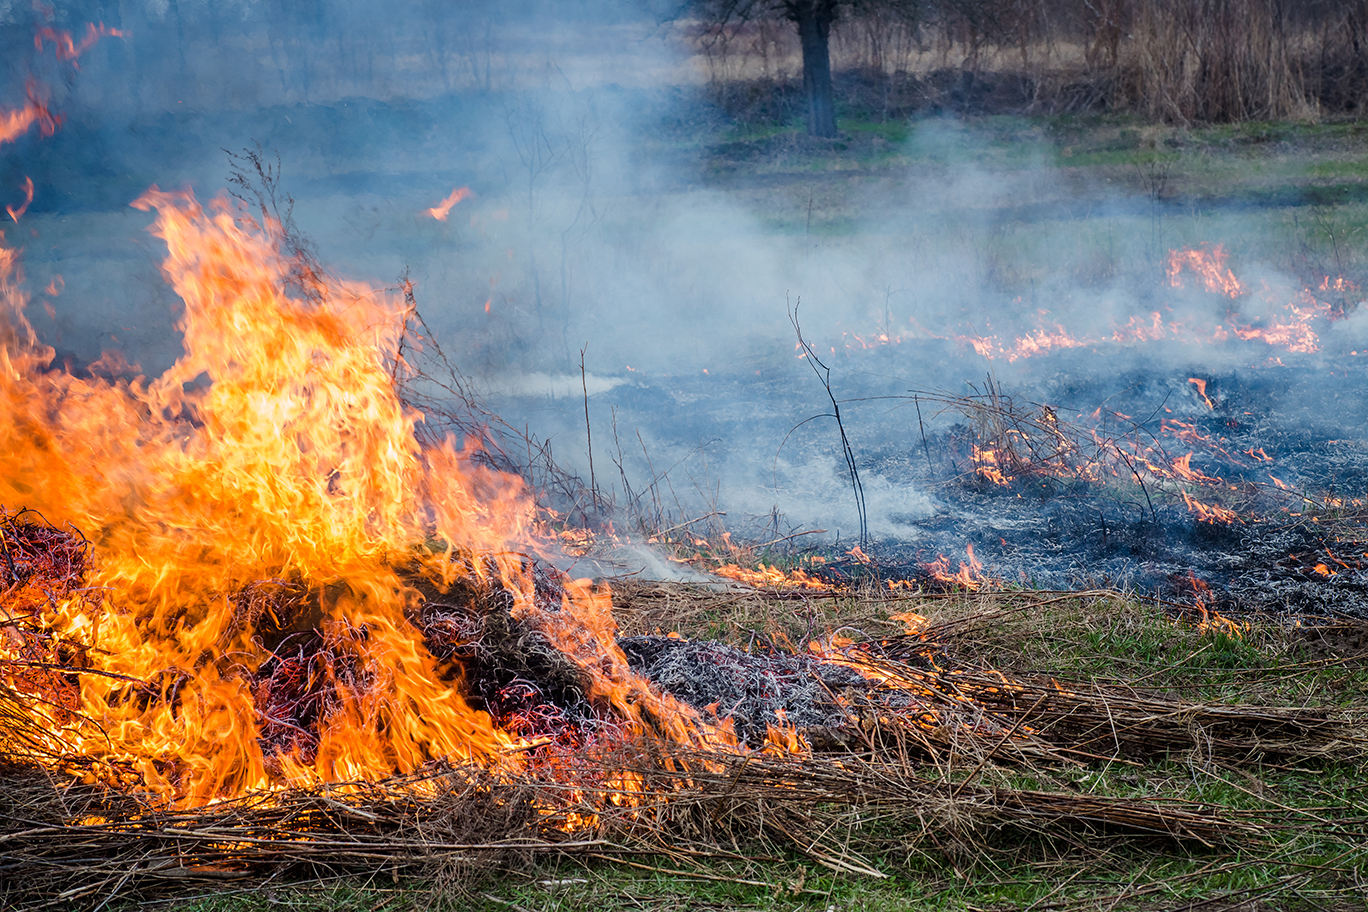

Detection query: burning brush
xmin=1 ymin=176 xmax=1365 ymax=908
xmin=0 ymin=183 xmax=751 ymax=802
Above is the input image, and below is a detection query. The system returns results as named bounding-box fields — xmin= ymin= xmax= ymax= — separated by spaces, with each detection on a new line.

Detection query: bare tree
xmin=681 ymin=0 xmax=923 ymax=137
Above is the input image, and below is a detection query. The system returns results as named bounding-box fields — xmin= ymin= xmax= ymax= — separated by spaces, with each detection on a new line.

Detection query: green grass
xmin=677 ymin=111 xmax=1368 ymax=302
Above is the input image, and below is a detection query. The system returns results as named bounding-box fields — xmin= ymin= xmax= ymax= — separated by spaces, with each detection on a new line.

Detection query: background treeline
xmin=5 ymin=1 xmax=1368 ymax=124
xmin=694 ymin=0 xmax=1368 ymax=124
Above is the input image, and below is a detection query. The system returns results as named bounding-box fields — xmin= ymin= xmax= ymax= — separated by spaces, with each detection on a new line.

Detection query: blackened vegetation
xmin=0 ymin=510 xmax=99 ymax=746
xmin=621 ymin=634 xmax=871 ymax=745
xmin=239 ymin=556 xmax=613 ymax=764
xmin=843 ymin=356 xmax=1368 ymax=620
xmin=413 ymin=561 xmax=599 ymax=741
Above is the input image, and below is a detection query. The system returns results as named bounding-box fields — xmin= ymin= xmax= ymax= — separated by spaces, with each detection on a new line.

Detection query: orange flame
xmin=1180 ymin=490 xmax=1240 ymax=524
xmin=971 ymin=445 xmax=1009 ymax=485
xmin=426 ymin=187 xmax=471 ymax=221
xmin=864 ymin=245 xmax=1342 ymax=363
xmin=1168 ymin=244 xmax=1245 ymax=298
xmin=6 ymin=176 xmax=34 ymax=223
xmin=0 ymin=87 xmax=60 ymax=147
xmin=5 ymin=175 xmax=35 ymax=224
xmin=920 ymin=544 xmax=984 ymax=591
xmin=34 ymin=23 xmax=124 ymax=67
xmin=713 ymin=563 xmax=832 ymax=590
xmin=1188 ymin=378 xmax=1214 ymax=409
xmin=0 ymin=187 xmax=739 ymax=804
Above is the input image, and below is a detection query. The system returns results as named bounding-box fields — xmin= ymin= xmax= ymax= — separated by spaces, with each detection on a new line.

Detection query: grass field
xmin=10 ymin=109 xmax=1368 ymax=912
xmin=70 ymin=578 xmax=1364 ymax=912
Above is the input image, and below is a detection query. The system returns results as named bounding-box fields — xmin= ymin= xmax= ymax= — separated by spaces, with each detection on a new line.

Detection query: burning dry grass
xmin=4 ymin=575 xmax=1362 ymax=908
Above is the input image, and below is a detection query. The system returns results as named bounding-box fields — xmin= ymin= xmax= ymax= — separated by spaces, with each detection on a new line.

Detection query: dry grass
xmin=3 ymin=581 xmax=1367 ymax=909
xmin=696 ymin=0 xmax=1368 ymax=123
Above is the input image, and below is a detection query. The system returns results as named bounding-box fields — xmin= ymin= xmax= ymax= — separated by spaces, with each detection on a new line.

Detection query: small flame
xmin=1188 ymin=378 xmax=1214 ymax=409
xmin=1169 ymin=244 xmax=1245 ymax=298
xmin=919 ymin=544 xmax=984 ymax=591
xmin=34 ymin=23 xmax=124 ymax=67
xmin=426 ymin=187 xmax=472 ymax=221
xmin=713 ymin=563 xmax=832 ymax=590
xmin=971 ymin=445 xmax=1009 ymax=485
xmin=1181 ymin=490 xmax=1241 ymax=524
xmin=0 ymin=87 xmax=60 ymax=147
xmin=6 ymin=176 xmax=33 ymax=223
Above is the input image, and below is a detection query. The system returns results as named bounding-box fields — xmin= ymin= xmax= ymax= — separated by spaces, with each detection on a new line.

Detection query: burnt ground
xmin=552 ymin=337 xmax=1368 ymax=622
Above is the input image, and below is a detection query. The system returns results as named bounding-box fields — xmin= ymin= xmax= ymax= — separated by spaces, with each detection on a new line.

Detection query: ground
xmin=102 ymin=578 xmax=1368 ymax=912
xmin=10 ymin=109 xmax=1368 ymax=911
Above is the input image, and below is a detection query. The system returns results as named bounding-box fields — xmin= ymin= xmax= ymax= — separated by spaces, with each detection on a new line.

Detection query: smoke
xmin=3 ymin=0 xmax=1362 ymax=560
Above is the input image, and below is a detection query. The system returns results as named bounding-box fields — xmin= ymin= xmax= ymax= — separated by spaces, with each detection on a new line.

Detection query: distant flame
xmin=34 ymin=22 xmax=124 ymax=66
xmin=854 ymin=244 xmax=1344 ymax=363
xmin=6 ymin=177 xmax=34 ymax=223
xmin=1168 ymin=244 xmax=1245 ymax=298
xmin=0 ymin=87 xmax=59 ymax=147
xmin=427 ymin=186 xmax=471 ymax=221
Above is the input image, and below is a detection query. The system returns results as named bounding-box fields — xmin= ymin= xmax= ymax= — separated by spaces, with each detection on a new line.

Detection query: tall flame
xmin=0 ymin=187 xmax=724 ymax=804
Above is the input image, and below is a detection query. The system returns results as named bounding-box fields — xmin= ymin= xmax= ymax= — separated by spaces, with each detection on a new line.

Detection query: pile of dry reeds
xmin=5 ymin=550 xmax=1366 ymax=909
xmin=0 ymin=739 xmax=1261 ymax=909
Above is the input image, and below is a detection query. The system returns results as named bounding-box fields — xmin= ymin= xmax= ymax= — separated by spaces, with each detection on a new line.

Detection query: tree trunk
xmin=791 ymin=1 xmax=838 ymax=137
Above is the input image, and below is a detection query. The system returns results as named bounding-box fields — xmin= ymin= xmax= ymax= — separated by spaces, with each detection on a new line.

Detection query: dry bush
xmin=693 ymin=0 xmax=1368 ymax=123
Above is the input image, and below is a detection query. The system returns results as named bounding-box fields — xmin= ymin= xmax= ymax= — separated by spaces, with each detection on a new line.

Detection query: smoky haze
xmin=4 ymin=0 xmax=1365 ymax=580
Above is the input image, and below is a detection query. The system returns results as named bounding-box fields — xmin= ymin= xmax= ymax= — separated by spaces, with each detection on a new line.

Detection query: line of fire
xmin=3 ymin=4 xmax=1368 ymax=909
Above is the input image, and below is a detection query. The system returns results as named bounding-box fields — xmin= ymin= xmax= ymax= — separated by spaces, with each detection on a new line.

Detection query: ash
xmin=619 ymin=635 xmax=868 ymax=746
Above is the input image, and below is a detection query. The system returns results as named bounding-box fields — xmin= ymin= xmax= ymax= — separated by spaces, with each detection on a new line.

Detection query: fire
xmin=1169 ymin=452 xmax=1219 ymax=483
xmin=713 ymin=562 xmax=832 ymax=590
xmin=1181 ymin=490 xmax=1241 ymax=524
xmin=426 ymin=186 xmax=472 ymax=221
xmin=0 ymin=88 xmax=59 ymax=147
xmin=971 ymin=445 xmax=1009 ymax=485
xmin=1188 ymin=378 xmax=1214 ymax=409
xmin=852 ymin=245 xmax=1346 ymax=364
xmin=1168 ymin=243 xmax=1246 ymax=298
xmin=34 ymin=23 xmax=124 ymax=66
xmin=952 ymin=325 xmax=1084 ymax=362
xmin=0 ymin=186 xmax=733 ymax=804
xmin=919 ymin=544 xmax=984 ymax=591
xmin=1 ymin=21 xmax=121 ymax=148
xmin=1179 ymin=571 xmax=1247 ymax=636
xmin=7 ymin=176 xmax=34 ymax=222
